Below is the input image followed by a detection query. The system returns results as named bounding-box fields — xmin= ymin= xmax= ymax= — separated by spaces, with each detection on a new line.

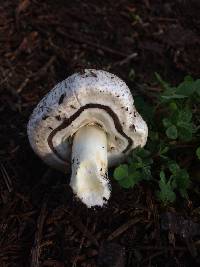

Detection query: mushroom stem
xmin=70 ymin=125 xmax=110 ymax=208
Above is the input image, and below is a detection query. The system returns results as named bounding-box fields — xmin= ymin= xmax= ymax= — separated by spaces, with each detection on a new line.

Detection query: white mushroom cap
xmin=27 ymin=69 xmax=148 ymax=172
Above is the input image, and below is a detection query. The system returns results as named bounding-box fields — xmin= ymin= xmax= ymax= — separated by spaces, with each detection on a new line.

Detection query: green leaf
xmin=176 ymin=81 xmax=196 ymax=96
xmin=118 ymin=176 xmax=133 ymax=188
xmin=163 ymin=118 xmax=172 ymax=128
xmin=129 ymin=162 xmax=143 ymax=171
xmin=196 ymin=147 xmax=200 ymax=160
xmin=184 ymin=75 xmax=194 ymax=82
xmin=169 ymin=102 xmax=178 ymax=111
xmin=159 ymin=145 xmax=169 ymax=155
xmin=168 ymin=162 xmax=180 ymax=174
xmin=160 ymin=170 xmax=166 ymax=181
xmin=178 ymin=110 xmax=192 ymax=122
xmin=142 ymin=167 xmax=152 ymax=180
xmin=175 ymin=169 xmax=190 ymax=192
xmin=161 ymin=93 xmax=187 ymax=100
xmin=166 ymin=125 xmax=178 ymax=139
xmin=131 ymin=171 xmax=143 ymax=184
xmin=118 ymin=171 xmax=141 ymax=188
xmin=157 ymin=174 xmax=176 ymax=204
xmin=157 ymin=189 xmax=176 ymax=204
xmin=177 ymin=121 xmax=191 ymax=128
xmin=113 ymin=164 xmax=128 ymax=181
xmin=178 ymin=125 xmax=193 ymax=141
xmin=170 ymin=110 xmax=179 ymax=125
xmin=155 ymin=72 xmax=170 ymax=90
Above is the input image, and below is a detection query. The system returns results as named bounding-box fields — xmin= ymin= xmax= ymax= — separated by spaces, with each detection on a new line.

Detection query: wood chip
xmin=107 ymin=218 xmax=141 ymax=241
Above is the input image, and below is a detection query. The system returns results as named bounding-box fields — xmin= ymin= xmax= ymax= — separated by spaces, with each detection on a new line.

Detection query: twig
xmin=150 ymin=17 xmax=178 ymax=22
xmin=131 ymin=246 xmax=187 ymax=251
xmin=56 ymin=29 xmax=128 ymax=58
xmin=72 ymin=227 xmax=86 ymax=267
xmin=16 ymin=77 xmax=30 ymax=93
xmin=142 ymin=251 xmax=164 ymax=264
xmin=33 ymin=56 xmax=56 ymax=82
xmin=64 ymin=209 xmax=99 ymax=246
xmin=113 ymin=52 xmax=138 ymax=66
xmin=107 ymin=218 xmax=141 ymax=241
xmin=0 ymin=163 xmax=13 ymax=193
xmin=31 ymin=198 xmax=48 ymax=267
xmin=17 ymin=56 xmax=56 ymax=93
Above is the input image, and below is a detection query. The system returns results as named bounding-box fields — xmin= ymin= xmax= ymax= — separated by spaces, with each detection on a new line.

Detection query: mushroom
xmin=27 ymin=69 xmax=148 ymax=208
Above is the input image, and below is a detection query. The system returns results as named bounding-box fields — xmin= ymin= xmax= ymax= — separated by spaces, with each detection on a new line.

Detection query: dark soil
xmin=0 ymin=0 xmax=200 ymax=266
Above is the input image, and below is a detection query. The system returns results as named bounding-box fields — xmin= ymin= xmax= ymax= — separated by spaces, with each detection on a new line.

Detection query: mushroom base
xmin=70 ymin=125 xmax=110 ymax=208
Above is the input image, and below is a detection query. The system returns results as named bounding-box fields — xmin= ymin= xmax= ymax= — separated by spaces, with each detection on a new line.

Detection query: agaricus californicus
xmin=27 ymin=69 xmax=148 ymax=208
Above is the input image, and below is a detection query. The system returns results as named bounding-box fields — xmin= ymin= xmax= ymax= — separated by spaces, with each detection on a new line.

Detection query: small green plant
xmin=156 ymin=162 xmax=190 ymax=204
xmin=114 ymin=73 xmax=200 ymax=205
xmin=162 ymin=108 xmax=194 ymax=141
xmin=114 ymin=148 xmax=152 ymax=188
xmin=156 ymin=73 xmax=199 ymax=142
xmin=157 ymin=170 xmax=176 ymax=204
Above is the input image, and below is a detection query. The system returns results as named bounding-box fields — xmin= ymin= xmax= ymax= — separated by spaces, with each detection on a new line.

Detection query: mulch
xmin=0 ymin=0 xmax=200 ymax=266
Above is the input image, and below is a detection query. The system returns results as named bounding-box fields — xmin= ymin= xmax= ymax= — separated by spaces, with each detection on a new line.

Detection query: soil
xmin=0 ymin=0 xmax=200 ymax=266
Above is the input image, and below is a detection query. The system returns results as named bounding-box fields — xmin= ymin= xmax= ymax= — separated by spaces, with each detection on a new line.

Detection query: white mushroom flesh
xmin=70 ymin=124 xmax=110 ymax=208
